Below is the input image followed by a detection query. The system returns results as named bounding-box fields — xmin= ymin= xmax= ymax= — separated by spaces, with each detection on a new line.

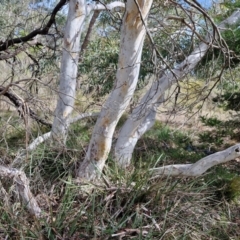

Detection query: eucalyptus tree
xmin=1 ymin=0 xmax=240 ymax=217
xmin=78 ymin=1 xmax=240 ymax=179
xmin=50 ymin=0 xmax=240 ymax=179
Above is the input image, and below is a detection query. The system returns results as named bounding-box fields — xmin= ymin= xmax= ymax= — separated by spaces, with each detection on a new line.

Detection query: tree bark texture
xmin=0 ymin=165 xmax=41 ymax=217
xmin=78 ymin=0 xmax=153 ymax=180
xmin=52 ymin=1 xmax=125 ymax=143
xmin=51 ymin=0 xmax=86 ymax=143
xmin=150 ymin=144 xmax=240 ymax=177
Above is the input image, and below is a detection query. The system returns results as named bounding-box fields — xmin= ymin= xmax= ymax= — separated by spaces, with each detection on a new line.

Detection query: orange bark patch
xmin=121 ymin=81 xmax=128 ymax=95
xmin=102 ymin=116 xmax=110 ymax=126
xmin=125 ymin=11 xmax=141 ymax=30
xmin=138 ymin=0 xmax=144 ymax=9
xmin=63 ymin=110 xmax=69 ymax=118
xmin=125 ymin=12 xmax=131 ymax=23
xmin=71 ymin=52 xmax=78 ymax=59
xmin=75 ymin=2 xmax=84 ymax=17
xmin=119 ymin=58 xmax=124 ymax=69
xmin=64 ymin=37 xmax=71 ymax=46
xmin=97 ymin=140 xmax=107 ymax=160
xmin=125 ymin=0 xmax=152 ymax=29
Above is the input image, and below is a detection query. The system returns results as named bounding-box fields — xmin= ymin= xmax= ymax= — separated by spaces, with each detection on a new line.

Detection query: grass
xmin=0 ymin=115 xmax=240 ymax=239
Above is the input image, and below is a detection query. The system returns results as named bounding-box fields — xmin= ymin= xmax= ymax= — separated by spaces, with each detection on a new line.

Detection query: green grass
xmin=0 ymin=118 xmax=240 ymax=239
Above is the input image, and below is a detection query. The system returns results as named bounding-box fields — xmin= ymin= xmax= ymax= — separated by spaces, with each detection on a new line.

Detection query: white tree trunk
xmin=78 ymin=0 xmax=153 ymax=180
xmin=115 ymin=10 xmax=240 ymax=167
xmin=51 ymin=1 xmax=125 ymax=143
xmin=51 ymin=0 xmax=86 ymax=143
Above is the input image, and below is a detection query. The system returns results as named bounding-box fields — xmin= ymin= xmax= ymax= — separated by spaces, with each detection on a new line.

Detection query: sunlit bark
xmin=78 ymin=0 xmax=153 ymax=180
xmin=150 ymin=144 xmax=240 ymax=177
xmin=52 ymin=0 xmax=125 ymax=143
xmin=51 ymin=0 xmax=86 ymax=143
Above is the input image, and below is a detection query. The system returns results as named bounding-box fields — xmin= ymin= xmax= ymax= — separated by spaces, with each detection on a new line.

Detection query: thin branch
xmin=0 ymin=86 xmax=52 ymax=128
xmin=68 ymin=112 xmax=99 ymax=124
xmin=80 ymin=10 xmax=100 ymax=60
xmin=0 ymin=0 xmax=67 ymax=52
xmin=11 ymin=112 xmax=99 ymax=167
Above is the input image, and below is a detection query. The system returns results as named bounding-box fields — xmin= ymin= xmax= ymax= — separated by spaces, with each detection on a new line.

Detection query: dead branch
xmin=0 ymin=165 xmax=41 ymax=217
xmin=0 ymin=86 xmax=52 ymax=128
xmin=150 ymin=144 xmax=240 ymax=177
xmin=0 ymin=0 xmax=67 ymax=52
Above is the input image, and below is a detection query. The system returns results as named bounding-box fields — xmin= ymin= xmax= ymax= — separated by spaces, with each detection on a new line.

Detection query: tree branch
xmin=0 ymin=165 xmax=41 ymax=217
xmin=150 ymin=144 xmax=240 ymax=177
xmin=0 ymin=86 xmax=52 ymax=128
xmin=68 ymin=112 xmax=99 ymax=124
xmin=11 ymin=112 xmax=99 ymax=168
xmin=0 ymin=0 xmax=67 ymax=52
xmin=80 ymin=10 xmax=100 ymax=59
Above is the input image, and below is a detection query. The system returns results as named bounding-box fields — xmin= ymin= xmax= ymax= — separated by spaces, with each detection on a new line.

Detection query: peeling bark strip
xmin=0 ymin=165 xmax=41 ymax=217
xmin=150 ymin=144 xmax=240 ymax=177
xmin=78 ymin=0 xmax=153 ymax=180
xmin=114 ymin=9 xmax=240 ymax=167
xmin=0 ymin=86 xmax=52 ymax=128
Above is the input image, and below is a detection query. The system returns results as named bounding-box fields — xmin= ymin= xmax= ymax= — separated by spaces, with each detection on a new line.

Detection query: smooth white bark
xmin=52 ymin=1 xmax=125 ymax=143
xmin=115 ymin=9 xmax=240 ymax=167
xmin=78 ymin=0 xmax=153 ymax=180
xmin=150 ymin=144 xmax=240 ymax=177
xmin=51 ymin=0 xmax=86 ymax=143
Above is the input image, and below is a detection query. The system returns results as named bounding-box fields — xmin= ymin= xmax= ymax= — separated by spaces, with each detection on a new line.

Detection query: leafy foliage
xmin=80 ymin=35 xmax=156 ymax=96
xmin=80 ymin=36 xmax=119 ymax=95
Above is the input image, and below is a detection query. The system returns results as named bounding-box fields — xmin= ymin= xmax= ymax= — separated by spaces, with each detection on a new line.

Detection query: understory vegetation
xmin=1 ymin=102 xmax=240 ymax=239
xmin=2 ymin=0 xmax=240 ymax=239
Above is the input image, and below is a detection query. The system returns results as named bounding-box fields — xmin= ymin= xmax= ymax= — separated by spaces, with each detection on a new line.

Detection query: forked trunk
xmin=51 ymin=0 xmax=86 ymax=143
xmin=78 ymin=0 xmax=153 ymax=180
xmin=115 ymin=10 xmax=240 ymax=167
